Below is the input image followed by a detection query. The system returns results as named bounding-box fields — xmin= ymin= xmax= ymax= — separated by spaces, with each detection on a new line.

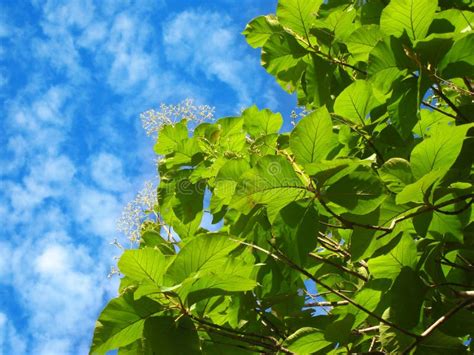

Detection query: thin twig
xmin=421 ymin=100 xmax=458 ymax=120
xmin=431 ymin=84 xmax=469 ymax=123
xmin=304 ymin=300 xmax=349 ymax=307
xmin=309 ymin=253 xmax=368 ymax=282
xmin=318 ymin=198 xmax=391 ymax=232
xmin=433 ymin=198 xmax=473 ymax=215
xmin=331 ymin=113 xmax=385 ymax=163
xmin=376 ymin=194 xmax=474 ymax=240
xmin=463 ymin=77 xmax=473 ymax=93
xmin=233 ymin=238 xmax=419 ymax=339
xmin=354 ymin=325 xmax=380 ymax=334
xmin=402 ymin=299 xmax=473 ymax=354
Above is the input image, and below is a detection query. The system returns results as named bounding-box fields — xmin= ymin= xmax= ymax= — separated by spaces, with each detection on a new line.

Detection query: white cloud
xmin=163 ymin=10 xmax=260 ymax=107
xmin=75 ymin=185 xmax=123 ymax=238
xmin=90 ymin=152 xmax=129 ymax=192
xmin=0 ymin=313 xmax=27 ymax=354
xmin=5 ymin=237 xmax=114 ymax=355
xmin=7 ymin=154 xmax=76 ymax=212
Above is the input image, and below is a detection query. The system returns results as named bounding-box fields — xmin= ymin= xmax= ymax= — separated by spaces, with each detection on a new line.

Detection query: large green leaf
xmin=380 ymin=0 xmax=438 ymax=41
xmin=118 ymin=248 xmax=166 ymax=285
xmin=143 ymin=316 xmax=200 ymax=355
xmin=299 ymin=54 xmax=334 ymax=108
xmin=368 ymin=36 xmax=413 ymax=92
xmin=242 ymin=105 xmax=283 ymax=139
xmin=272 ymin=201 xmax=319 ymax=265
xmin=91 ymin=293 xmax=162 ymax=354
xmin=389 ymin=267 xmax=426 ymax=329
xmin=285 ymin=327 xmax=332 ymax=354
xmin=396 ymin=169 xmax=445 ymax=205
xmin=410 ymin=124 xmax=473 ymax=180
xmin=154 ymin=121 xmax=189 ymax=155
xmin=167 ymin=234 xmax=239 ymax=283
xmin=334 ymin=80 xmax=382 ymax=126
xmin=413 ymin=192 xmax=471 ymax=242
xmin=261 ymin=32 xmax=308 ymax=92
xmin=346 ymin=287 xmax=383 ymax=328
xmin=276 ymin=0 xmax=322 ymax=38
xmin=346 ymin=25 xmax=384 ymax=62
xmin=242 ymin=15 xmax=283 ymax=48
xmin=432 ymin=9 xmax=474 ymax=35
xmin=231 ymin=155 xmax=312 ymax=221
xmin=387 ymin=76 xmax=427 ymax=138
xmin=379 ymin=158 xmax=414 ymax=194
xmin=322 ymin=166 xmax=386 ymax=215
xmin=439 ymin=33 xmax=474 ymax=78
xmin=290 ymin=106 xmax=336 ymax=165
xmin=368 ymin=234 xmax=418 ymax=280
xmin=211 ymin=159 xmax=251 ymax=211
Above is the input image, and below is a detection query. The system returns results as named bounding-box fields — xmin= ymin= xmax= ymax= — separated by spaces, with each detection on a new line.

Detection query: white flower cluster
xmin=290 ymin=107 xmax=311 ymax=126
xmin=140 ymin=98 xmax=215 ymax=137
xmin=116 ymin=181 xmax=158 ymax=243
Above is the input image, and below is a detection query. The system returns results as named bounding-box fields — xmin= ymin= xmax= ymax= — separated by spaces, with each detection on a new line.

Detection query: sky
xmin=0 ymin=0 xmax=296 ymax=353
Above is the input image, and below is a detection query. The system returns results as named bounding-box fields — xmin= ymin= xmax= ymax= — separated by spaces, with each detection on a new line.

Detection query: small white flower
xmin=141 ymin=98 xmax=215 ymax=137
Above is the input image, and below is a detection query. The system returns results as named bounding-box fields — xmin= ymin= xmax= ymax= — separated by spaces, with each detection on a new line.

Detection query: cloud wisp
xmin=0 ymin=0 xmax=289 ymax=353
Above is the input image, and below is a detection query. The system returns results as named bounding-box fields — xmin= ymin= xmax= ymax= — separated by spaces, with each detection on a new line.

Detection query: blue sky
xmin=0 ymin=0 xmax=297 ymax=353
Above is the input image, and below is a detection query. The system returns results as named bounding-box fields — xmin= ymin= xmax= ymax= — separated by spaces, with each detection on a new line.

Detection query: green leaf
xmin=184 ymin=273 xmax=257 ymax=306
xmin=334 ymin=80 xmax=382 ymax=126
xmin=379 ymin=158 xmax=414 ymax=194
xmin=261 ymin=32 xmax=308 ymax=92
xmin=380 ymin=0 xmax=438 ymax=41
xmin=172 ymin=178 xmax=204 ymax=224
xmin=410 ymin=124 xmax=474 ymax=180
xmin=431 ymin=9 xmax=474 ymax=35
xmin=285 ymin=327 xmax=332 ymax=354
xmin=168 ymin=234 xmax=239 ymax=283
xmin=368 ymin=234 xmax=418 ymax=280
xmin=299 ymin=54 xmax=334 ymax=108
xmin=276 ymin=0 xmax=322 ymax=38
xmin=242 ymin=105 xmax=283 ymax=139
xmin=416 ymin=330 xmax=469 ymax=354
xmin=143 ymin=316 xmax=200 ymax=355
xmin=389 ymin=267 xmax=426 ymax=329
xmin=118 ymin=248 xmax=167 ymax=285
xmin=413 ymin=192 xmax=471 ymax=242
xmin=387 ymin=76 xmax=427 ymax=138
xmin=322 ymin=166 xmax=386 ymax=215
xmin=290 ymin=106 xmax=336 ymax=165
xmin=211 ymin=159 xmax=251 ymax=210
xmin=231 ymin=155 xmax=312 ymax=222
xmin=347 ymin=287 xmax=383 ymax=328
xmin=413 ymin=109 xmax=455 ymax=138
xmin=154 ymin=121 xmax=189 ymax=155
xmin=91 ymin=293 xmax=162 ymax=354
xmin=346 ymin=25 xmax=384 ymax=62
xmin=243 ymin=15 xmax=283 ymax=48
xmin=396 ymin=169 xmax=445 ymax=205
xmin=414 ymin=33 xmax=455 ymax=68
xmin=439 ymin=33 xmax=474 ymax=78
xmin=368 ymin=36 xmax=413 ymax=93
xmin=272 ymin=201 xmax=319 ymax=265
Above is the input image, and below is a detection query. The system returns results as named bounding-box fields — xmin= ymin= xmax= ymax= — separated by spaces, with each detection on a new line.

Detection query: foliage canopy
xmin=91 ymin=0 xmax=474 ymax=354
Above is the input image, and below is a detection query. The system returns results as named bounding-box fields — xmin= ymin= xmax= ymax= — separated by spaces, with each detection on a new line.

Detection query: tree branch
xmin=376 ymin=194 xmax=474 ymax=240
xmin=233 ymin=239 xmax=420 ymax=339
xmin=330 ymin=113 xmax=385 ymax=164
xmin=308 ymin=253 xmax=368 ymax=282
xmin=421 ymin=100 xmax=458 ymax=120
xmin=431 ymin=84 xmax=470 ymax=123
xmin=401 ymin=299 xmax=473 ymax=354
xmin=304 ymin=300 xmax=349 ymax=307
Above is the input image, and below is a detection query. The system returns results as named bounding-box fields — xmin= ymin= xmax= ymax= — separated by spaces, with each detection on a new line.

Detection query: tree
xmin=90 ymin=0 xmax=474 ymax=353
